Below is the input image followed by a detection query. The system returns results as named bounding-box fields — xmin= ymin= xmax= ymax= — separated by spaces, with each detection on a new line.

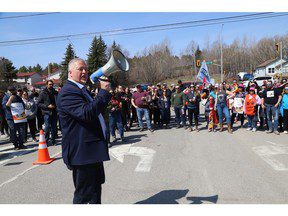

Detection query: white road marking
xmin=0 ymin=147 xmax=38 ymax=166
xmin=253 ymin=142 xmax=288 ymax=171
xmin=110 ymin=145 xmax=156 ymax=172
xmin=109 ymin=144 xmax=133 ymax=163
xmin=0 ymin=151 xmax=62 ymax=188
xmin=0 ymin=145 xmax=14 ymax=152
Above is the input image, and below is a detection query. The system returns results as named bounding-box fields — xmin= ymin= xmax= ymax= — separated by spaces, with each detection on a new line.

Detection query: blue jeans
xmin=265 ymin=103 xmax=279 ymax=131
xmin=43 ymin=113 xmax=57 ymax=143
xmin=160 ymin=108 xmax=169 ymax=125
xmin=247 ymin=115 xmax=256 ymax=129
xmin=109 ymin=112 xmax=124 ymax=138
xmin=174 ymin=106 xmax=186 ymax=126
xmin=7 ymin=120 xmax=26 ymax=147
xmin=136 ymin=108 xmax=151 ymax=129
xmin=216 ymin=103 xmax=231 ymax=124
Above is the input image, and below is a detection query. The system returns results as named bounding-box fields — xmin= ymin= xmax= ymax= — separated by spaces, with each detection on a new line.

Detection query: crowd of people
xmin=1 ymin=77 xmax=288 ymax=150
xmin=0 ymin=80 xmax=59 ymax=149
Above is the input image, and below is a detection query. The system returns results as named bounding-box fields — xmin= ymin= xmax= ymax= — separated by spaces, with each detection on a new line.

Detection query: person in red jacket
xmin=244 ymin=87 xmax=261 ymax=132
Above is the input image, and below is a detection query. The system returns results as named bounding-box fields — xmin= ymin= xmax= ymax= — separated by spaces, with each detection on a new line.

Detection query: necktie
xmin=82 ymin=87 xmax=106 ymax=139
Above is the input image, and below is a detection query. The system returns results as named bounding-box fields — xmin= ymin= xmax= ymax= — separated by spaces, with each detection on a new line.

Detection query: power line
xmin=0 ymin=12 xmax=60 ymax=20
xmin=1 ymin=12 xmax=287 ymax=47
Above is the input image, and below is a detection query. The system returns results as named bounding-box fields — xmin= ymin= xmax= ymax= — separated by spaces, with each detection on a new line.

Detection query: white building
xmin=275 ymin=61 xmax=288 ymax=75
xmin=254 ymin=58 xmax=287 ymax=77
xmin=13 ymin=72 xmax=43 ymax=85
xmin=47 ymin=69 xmax=62 ymax=80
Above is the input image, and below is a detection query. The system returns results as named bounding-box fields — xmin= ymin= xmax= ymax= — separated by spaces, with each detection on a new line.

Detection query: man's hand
xmin=99 ymin=77 xmax=111 ymax=91
xmin=261 ymin=104 xmax=265 ymax=109
xmin=275 ymin=103 xmax=279 ymax=108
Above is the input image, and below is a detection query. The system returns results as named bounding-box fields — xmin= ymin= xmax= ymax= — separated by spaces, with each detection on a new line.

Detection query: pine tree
xmin=18 ymin=66 xmax=28 ymax=73
xmin=87 ymin=36 xmax=107 ymax=78
xmin=87 ymin=36 xmax=100 ymax=75
xmin=60 ymin=43 xmax=76 ymax=83
xmin=98 ymin=36 xmax=108 ymax=67
xmin=32 ymin=64 xmax=43 ymax=73
xmin=43 ymin=63 xmax=60 ymax=75
xmin=0 ymin=57 xmax=17 ymax=83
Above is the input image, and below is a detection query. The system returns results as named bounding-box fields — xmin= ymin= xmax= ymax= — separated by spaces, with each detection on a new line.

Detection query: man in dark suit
xmin=57 ymin=58 xmax=112 ymax=204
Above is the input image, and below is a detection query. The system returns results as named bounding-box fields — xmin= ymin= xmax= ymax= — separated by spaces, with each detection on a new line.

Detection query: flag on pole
xmin=197 ymin=61 xmax=211 ymax=84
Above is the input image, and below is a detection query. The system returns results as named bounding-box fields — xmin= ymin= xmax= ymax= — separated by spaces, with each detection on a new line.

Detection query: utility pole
xmin=48 ymin=62 xmax=51 ymax=77
xmin=220 ymin=24 xmax=224 ymax=83
xmin=280 ymin=41 xmax=283 ymax=80
xmin=193 ymin=52 xmax=197 ymax=80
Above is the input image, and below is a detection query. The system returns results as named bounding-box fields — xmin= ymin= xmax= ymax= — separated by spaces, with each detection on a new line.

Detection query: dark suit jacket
xmin=57 ymin=80 xmax=112 ymax=167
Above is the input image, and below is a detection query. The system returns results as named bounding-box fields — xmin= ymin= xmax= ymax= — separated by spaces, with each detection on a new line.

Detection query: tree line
xmin=1 ymin=33 xmax=287 ymax=90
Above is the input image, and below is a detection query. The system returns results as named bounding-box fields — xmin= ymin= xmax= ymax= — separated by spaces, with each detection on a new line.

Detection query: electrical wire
xmin=0 ymin=12 xmax=60 ymax=20
xmin=0 ymin=12 xmax=287 ymax=47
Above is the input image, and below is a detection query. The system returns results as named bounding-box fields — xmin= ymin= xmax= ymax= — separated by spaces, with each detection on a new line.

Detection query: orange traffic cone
xmin=33 ymin=130 xmax=55 ymax=165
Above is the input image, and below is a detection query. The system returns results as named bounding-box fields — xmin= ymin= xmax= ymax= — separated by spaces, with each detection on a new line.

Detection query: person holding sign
xmin=1 ymin=86 xmax=27 ymax=150
xmin=231 ymin=84 xmax=246 ymax=128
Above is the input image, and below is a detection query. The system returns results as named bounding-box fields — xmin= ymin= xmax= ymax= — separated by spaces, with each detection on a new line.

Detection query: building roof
xmin=256 ymin=58 xmax=278 ymax=69
xmin=34 ymin=79 xmax=60 ymax=86
xmin=16 ymin=72 xmax=38 ymax=77
xmin=275 ymin=60 xmax=288 ymax=69
xmin=47 ymin=69 xmax=62 ymax=78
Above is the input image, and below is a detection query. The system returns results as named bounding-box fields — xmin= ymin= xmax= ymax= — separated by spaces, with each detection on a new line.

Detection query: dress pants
xmin=72 ymin=163 xmax=105 ymax=204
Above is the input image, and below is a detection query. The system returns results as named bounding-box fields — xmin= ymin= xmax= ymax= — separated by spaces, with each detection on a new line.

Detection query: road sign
xmin=205 ymin=61 xmax=213 ymax=65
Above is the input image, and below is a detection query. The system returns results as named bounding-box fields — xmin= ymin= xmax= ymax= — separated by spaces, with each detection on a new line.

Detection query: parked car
xmin=242 ymin=74 xmax=254 ymax=87
xmin=237 ymin=72 xmax=249 ymax=81
xmin=244 ymin=76 xmax=274 ymax=87
xmin=253 ymin=76 xmax=274 ymax=86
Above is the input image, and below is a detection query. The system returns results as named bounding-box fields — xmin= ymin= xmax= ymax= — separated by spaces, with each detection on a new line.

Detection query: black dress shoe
xmin=18 ymin=145 xmax=27 ymax=149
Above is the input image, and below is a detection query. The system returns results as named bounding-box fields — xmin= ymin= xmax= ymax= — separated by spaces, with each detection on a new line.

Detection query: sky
xmin=0 ymin=12 xmax=288 ymax=69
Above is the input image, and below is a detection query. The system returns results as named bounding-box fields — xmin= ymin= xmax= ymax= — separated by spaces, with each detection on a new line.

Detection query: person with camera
xmin=131 ymin=84 xmax=154 ymax=132
xmin=2 ymin=86 xmax=27 ymax=150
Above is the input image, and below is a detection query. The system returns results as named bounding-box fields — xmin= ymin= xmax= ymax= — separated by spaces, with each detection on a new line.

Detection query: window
xmin=268 ymin=68 xmax=275 ymax=73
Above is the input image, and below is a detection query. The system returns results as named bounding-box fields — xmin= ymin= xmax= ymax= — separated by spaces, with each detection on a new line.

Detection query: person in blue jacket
xmin=57 ymin=58 xmax=112 ymax=204
xmin=281 ymin=84 xmax=288 ymax=134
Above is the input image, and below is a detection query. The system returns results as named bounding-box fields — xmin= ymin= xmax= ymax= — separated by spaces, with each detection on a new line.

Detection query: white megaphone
xmin=90 ymin=49 xmax=129 ymax=84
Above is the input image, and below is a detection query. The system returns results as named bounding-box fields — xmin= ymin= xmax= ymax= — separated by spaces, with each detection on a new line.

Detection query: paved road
xmin=1 ymin=115 xmax=288 ymax=204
